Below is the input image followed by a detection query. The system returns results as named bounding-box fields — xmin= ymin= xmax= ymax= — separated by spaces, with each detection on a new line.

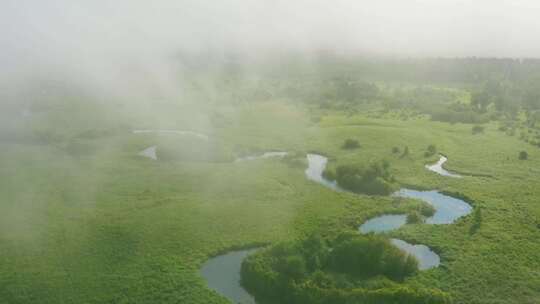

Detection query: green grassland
xmin=1 ymin=77 xmax=540 ymax=304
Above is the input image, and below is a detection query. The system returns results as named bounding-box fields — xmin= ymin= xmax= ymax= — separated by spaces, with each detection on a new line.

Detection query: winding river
xmin=200 ymin=249 xmax=258 ymax=304
xmin=359 ymin=214 xmax=408 ymax=234
xmin=394 ymin=189 xmax=472 ymax=224
xmin=390 ymin=239 xmax=441 ymax=270
xmin=235 ymin=152 xmax=288 ymax=162
xmin=359 ymin=180 xmax=472 ymax=236
xmin=304 ymin=154 xmax=471 ymax=270
xmin=426 ymin=155 xmax=461 ymax=178
xmin=305 ymin=153 xmax=341 ymax=190
xmin=201 ymin=153 xmax=472 ymax=302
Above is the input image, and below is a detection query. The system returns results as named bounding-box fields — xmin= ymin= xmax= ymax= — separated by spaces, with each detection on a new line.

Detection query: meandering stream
xmin=359 ymin=214 xmax=408 ymax=234
xmin=201 ymin=153 xmax=472 ymax=302
xmin=395 ymin=189 xmax=472 ymax=224
xmin=200 ymin=249 xmax=258 ymax=304
xmin=390 ymin=239 xmax=441 ymax=270
xmin=305 ymin=153 xmax=341 ymax=190
xmin=426 ymin=155 xmax=461 ymax=178
xmin=235 ymin=152 xmax=288 ymax=162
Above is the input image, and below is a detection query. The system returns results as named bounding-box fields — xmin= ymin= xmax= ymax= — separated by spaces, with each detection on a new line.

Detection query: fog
xmin=0 ymin=0 xmax=540 ymax=111
xmin=1 ymin=0 xmax=540 ymax=98
xmin=1 ymin=3 xmax=539 ymax=303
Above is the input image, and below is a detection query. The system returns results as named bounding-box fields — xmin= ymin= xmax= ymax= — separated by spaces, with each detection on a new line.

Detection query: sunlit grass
xmin=1 ymin=98 xmax=539 ymax=303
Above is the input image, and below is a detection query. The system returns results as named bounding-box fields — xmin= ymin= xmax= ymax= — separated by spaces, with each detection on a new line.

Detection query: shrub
xmin=418 ymin=204 xmax=436 ymax=217
xmin=342 ymin=138 xmax=360 ymax=149
xmin=400 ymin=146 xmax=409 ymax=158
xmin=424 ymin=144 xmax=437 ymax=157
xmin=506 ymin=128 xmax=516 ymax=136
xmin=472 ymin=125 xmax=485 ymax=134
xmin=469 ymin=207 xmax=482 ymax=235
xmin=322 ymin=168 xmax=336 ymax=181
xmin=519 ymin=151 xmax=528 ymax=160
xmin=392 ymin=146 xmax=400 ymax=154
xmin=406 ymin=211 xmax=423 ymax=224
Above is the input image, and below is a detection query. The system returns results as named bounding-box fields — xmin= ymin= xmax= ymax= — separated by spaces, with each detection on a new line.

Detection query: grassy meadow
xmin=1 ymin=65 xmax=540 ymax=304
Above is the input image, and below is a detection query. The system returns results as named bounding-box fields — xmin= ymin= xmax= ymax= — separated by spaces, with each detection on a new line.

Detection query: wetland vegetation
xmin=2 ymin=2 xmax=540 ymax=304
xmin=3 ymin=56 xmax=539 ymax=304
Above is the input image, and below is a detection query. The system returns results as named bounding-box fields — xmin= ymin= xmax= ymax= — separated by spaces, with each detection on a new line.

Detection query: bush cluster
xmin=342 ymin=138 xmax=360 ymax=150
xmin=241 ymin=233 xmax=451 ymax=304
xmin=407 ymin=211 xmax=424 ymax=224
xmin=323 ymin=161 xmax=395 ymax=195
xmin=401 ymin=146 xmax=410 ymax=158
xmin=472 ymin=125 xmax=485 ymax=134
xmin=424 ymin=145 xmax=437 ymax=157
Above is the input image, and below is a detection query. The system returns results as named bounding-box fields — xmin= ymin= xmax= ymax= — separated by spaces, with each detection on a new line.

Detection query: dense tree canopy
xmin=323 ymin=161 xmax=395 ymax=195
xmin=241 ymin=233 xmax=451 ymax=304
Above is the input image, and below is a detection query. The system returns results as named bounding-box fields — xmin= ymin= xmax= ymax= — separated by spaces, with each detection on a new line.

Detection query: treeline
xmin=305 ymin=56 xmax=540 ymax=85
xmin=180 ymin=55 xmax=540 ymax=130
xmin=241 ymin=232 xmax=451 ymax=304
xmin=471 ymin=78 xmax=540 ymax=123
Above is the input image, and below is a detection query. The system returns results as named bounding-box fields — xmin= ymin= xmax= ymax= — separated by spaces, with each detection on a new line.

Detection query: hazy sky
xmin=1 ymin=0 xmax=540 ymax=91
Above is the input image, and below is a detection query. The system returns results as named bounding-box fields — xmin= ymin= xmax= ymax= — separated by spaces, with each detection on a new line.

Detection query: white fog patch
xmin=138 ymin=145 xmax=157 ymax=160
xmin=235 ymin=151 xmax=288 ymax=162
xmin=132 ymin=130 xmax=209 ymax=141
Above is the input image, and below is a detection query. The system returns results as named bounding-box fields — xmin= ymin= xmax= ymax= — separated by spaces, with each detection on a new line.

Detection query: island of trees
xmin=241 ymin=233 xmax=451 ymax=304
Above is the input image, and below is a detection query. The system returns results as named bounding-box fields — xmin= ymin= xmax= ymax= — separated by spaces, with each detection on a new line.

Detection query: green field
xmin=1 ymin=61 xmax=540 ymax=304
